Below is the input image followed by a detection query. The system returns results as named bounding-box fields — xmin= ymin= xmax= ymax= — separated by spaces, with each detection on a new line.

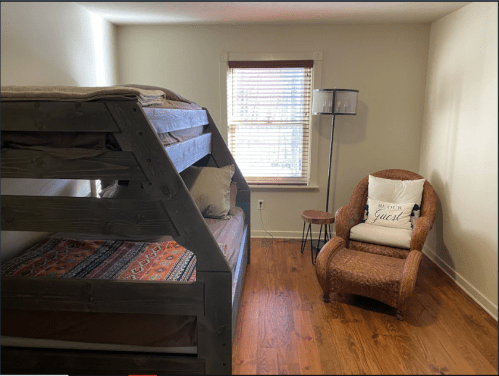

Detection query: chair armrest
xmin=335 ymin=175 xmax=368 ymax=243
xmin=397 ymin=249 xmax=423 ymax=316
xmin=315 ymin=237 xmax=346 ymax=297
xmin=410 ymin=216 xmax=433 ymax=251
xmin=335 ymin=204 xmax=364 ymax=244
xmin=334 ymin=206 xmax=350 ymax=240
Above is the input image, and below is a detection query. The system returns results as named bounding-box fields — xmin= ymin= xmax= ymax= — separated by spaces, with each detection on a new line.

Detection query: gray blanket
xmin=0 ymin=85 xmax=189 ymax=107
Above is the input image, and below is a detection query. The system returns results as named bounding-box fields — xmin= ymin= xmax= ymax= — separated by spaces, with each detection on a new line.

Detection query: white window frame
xmin=219 ymin=51 xmax=322 ymax=190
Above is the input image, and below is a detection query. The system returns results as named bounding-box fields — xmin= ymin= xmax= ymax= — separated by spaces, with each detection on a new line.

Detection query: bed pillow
xmin=180 ymin=164 xmax=235 ymax=219
xmin=364 ymin=198 xmax=415 ymax=230
xmin=367 ymin=175 xmax=425 ymax=228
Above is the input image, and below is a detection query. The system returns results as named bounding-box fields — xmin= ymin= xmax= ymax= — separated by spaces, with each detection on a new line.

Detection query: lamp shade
xmin=312 ymin=89 xmax=359 ymax=115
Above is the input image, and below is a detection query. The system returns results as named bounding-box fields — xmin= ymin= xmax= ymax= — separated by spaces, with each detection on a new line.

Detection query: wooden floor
xmin=232 ymin=239 xmax=498 ymax=375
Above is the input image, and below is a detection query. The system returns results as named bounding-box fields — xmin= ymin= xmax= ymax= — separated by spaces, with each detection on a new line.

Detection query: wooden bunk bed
xmin=0 ymin=85 xmax=251 ymax=375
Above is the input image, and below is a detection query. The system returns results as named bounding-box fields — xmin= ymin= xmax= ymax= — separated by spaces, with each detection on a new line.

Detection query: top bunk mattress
xmin=0 ymin=84 xmax=202 ymax=110
xmin=1 ymin=84 xmax=207 ymax=153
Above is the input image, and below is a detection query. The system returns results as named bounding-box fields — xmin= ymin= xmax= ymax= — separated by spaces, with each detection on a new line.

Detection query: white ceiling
xmin=78 ymin=2 xmax=470 ymax=25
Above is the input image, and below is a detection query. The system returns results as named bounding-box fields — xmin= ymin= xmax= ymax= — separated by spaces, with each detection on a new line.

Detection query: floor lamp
xmin=301 ymin=89 xmax=359 ymax=264
xmin=312 ymin=88 xmax=359 ymax=213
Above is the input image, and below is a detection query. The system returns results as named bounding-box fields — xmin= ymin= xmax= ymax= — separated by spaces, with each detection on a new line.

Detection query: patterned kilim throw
xmin=1 ymin=238 xmax=226 ymax=282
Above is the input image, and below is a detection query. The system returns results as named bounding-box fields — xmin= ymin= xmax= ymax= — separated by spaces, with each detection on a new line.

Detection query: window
xmin=227 ymin=60 xmax=313 ymax=185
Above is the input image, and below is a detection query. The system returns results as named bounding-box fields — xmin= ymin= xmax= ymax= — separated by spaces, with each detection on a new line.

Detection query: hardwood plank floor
xmin=232 ymin=239 xmax=498 ymax=375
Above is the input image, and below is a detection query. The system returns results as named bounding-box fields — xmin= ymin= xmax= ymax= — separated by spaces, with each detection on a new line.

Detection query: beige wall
xmin=1 ymin=2 xmax=119 ymax=260
xmin=420 ymin=2 xmax=498 ymax=318
xmin=1 ymin=2 xmax=119 ymax=86
xmin=117 ymin=23 xmax=430 ymax=238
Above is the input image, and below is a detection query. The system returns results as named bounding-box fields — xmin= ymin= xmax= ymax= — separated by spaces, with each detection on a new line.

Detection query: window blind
xmin=227 ymin=60 xmax=313 ymax=185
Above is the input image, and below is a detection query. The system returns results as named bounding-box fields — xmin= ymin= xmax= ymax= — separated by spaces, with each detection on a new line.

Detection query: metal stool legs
xmin=301 ymin=222 xmax=312 ymax=254
xmin=301 ymin=221 xmax=307 ymax=254
xmin=312 ymin=223 xmax=332 ymax=264
xmin=301 ymin=222 xmax=333 ymax=265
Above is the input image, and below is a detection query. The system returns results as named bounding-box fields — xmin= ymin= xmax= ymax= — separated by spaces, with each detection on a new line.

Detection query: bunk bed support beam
xmin=1 ymin=195 xmax=179 ymax=237
xmin=1 ymin=149 xmax=147 ymax=180
xmin=1 ymin=276 xmax=204 ymax=316
xmin=1 ymin=347 xmax=206 ymax=375
xmin=1 ymin=101 xmax=120 ymax=132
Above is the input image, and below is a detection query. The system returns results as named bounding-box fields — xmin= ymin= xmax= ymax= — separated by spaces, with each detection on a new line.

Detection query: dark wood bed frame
xmin=0 ymin=98 xmax=251 ymax=375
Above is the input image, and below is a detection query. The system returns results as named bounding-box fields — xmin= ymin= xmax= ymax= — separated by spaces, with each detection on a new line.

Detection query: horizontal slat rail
xmin=1 ymin=347 xmax=205 ymax=375
xmin=165 ymin=133 xmax=212 ymax=173
xmin=1 ymin=101 xmax=120 ymax=132
xmin=1 ymin=277 xmax=204 ymax=316
xmin=1 ymin=196 xmax=179 ymax=237
xmin=143 ymin=108 xmax=208 ymax=133
xmin=1 ymin=337 xmax=197 ymax=355
xmin=1 ymin=149 xmax=146 ymax=180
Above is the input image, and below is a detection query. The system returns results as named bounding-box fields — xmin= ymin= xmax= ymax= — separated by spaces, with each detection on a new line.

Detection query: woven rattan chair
xmin=315 ymin=169 xmax=439 ymax=320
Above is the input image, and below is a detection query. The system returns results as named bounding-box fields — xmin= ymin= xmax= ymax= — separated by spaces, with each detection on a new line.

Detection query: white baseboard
xmin=251 ymin=229 xmax=335 ymax=240
xmin=423 ymin=244 xmax=498 ymax=321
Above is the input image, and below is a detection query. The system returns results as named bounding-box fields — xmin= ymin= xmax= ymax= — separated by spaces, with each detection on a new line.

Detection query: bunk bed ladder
xmin=105 ymin=101 xmax=234 ymax=375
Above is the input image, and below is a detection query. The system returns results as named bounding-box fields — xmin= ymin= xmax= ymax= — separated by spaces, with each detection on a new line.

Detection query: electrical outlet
xmin=258 ymin=200 xmax=264 ymax=210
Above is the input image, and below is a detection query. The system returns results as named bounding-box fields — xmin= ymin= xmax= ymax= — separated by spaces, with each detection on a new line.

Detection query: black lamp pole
xmin=325 ymin=114 xmax=335 ymax=213
xmin=306 ymin=88 xmax=358 ymax=262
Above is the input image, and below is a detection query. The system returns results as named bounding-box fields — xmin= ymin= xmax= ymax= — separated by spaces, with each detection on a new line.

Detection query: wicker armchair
xmin=315 ymin=169 xmax=439 ymax=319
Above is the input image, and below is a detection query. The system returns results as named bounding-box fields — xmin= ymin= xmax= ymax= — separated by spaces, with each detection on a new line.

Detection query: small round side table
xmin=300 ymin=210 xmax=335 ymax=264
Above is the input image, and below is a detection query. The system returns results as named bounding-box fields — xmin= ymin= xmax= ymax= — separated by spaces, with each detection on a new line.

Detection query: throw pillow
xmin=180 ymin=164 xmax=235 ymax=219
xmin=367 ymin=175 xmax=425 ymax=228
xmin=364 ymin=198 xmax=415 ymax=230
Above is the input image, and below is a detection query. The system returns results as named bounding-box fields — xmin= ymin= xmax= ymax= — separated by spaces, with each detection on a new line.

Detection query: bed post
xmin=197 ymin=270 xmax=233 ymax=374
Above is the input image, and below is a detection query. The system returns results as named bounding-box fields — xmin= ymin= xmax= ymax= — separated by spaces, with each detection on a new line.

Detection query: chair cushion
xmin=367 ymin=175 xmax=424 ymax=228
xmin=350 ymin=223 xmax=412 ymax=249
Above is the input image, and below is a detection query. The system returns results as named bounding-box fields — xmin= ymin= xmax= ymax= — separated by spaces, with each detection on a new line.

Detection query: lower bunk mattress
xmin=1 ymin=207 xmax=246 ymax=353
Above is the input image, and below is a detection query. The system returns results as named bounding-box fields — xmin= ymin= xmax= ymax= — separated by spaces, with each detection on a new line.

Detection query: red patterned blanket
xmin=1 ymin=238 xmax=223 ymax=282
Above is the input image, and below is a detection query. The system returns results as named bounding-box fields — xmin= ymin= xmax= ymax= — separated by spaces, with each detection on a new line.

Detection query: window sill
xmin=249 ymin=184 xmax=319 ymax=191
